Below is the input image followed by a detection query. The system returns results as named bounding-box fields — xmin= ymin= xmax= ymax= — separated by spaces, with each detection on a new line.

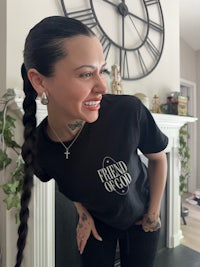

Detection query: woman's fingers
xmin=76 ymin=219 xmax=103 ymax=254
xmin=142 ymin=214 xmax=161 ymax=232
xmin=91 ymin=225 xmax=103 ymax=241
xmin=135 ymin=214 xmax=161 ymax=232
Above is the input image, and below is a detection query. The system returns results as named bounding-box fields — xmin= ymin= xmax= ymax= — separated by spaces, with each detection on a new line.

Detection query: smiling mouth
xmin=84 ymin=100 xmax=101 ymax=107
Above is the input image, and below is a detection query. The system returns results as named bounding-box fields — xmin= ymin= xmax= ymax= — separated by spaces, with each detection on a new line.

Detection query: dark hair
xmin=15 ymin=16 xmax=94 ymax=267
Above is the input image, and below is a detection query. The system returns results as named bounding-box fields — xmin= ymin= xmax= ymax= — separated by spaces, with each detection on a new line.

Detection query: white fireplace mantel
xmin=152 ymin=112 xmax=197 ymax=249
xmin=1 ymin=91 xmax=198 ymax=267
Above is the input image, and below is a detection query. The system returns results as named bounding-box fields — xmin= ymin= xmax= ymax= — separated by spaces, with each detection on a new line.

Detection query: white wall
xmin=180 ymin=38 xmax=200 ymax=188
xmin=0 ymin=0 xmax=6 ymax=95
xmin=0 ymin=3 xmax=7 ymax=265
xmin=196 ymin=52 xmax=200 ymax=188
xmin=180 ymin=37 xmax=197 ymax=81
xmin=6 ymin=0 xmax=180 ymax=106
xmin=6 ymin=0 xmax=62 ymax=90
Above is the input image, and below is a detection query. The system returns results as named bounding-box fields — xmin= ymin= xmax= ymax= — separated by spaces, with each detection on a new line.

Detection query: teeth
xmin=85 ymin=101 xmax=100 ymax=106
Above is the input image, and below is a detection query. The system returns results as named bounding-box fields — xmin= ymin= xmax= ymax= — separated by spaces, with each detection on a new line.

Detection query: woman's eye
xmin=80 ymin=72 xmax=93 ymax=78
xmin=100 ymin=69 xmax=109 ymax=75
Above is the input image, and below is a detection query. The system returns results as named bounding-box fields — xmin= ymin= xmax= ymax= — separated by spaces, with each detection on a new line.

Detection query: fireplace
xmin=1 ymin=91 xmax=197 ymax=267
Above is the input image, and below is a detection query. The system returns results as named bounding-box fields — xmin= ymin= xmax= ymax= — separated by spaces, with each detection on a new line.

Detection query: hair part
xmin=24 ymin=15 xmax=95 ymax=76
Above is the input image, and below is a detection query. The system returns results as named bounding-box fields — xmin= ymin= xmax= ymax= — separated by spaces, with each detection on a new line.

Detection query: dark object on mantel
xmin=161 ymin=92 xmax=188 ymax=116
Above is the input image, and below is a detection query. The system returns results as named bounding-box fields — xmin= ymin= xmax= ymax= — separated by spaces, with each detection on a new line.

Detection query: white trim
xmin=33 ymin=178 xmax=55 ymax=267
xmin=180 ymin=78 xmax=197 ymax=192
xmin=180 ymin=78 xmax=197 ymax=117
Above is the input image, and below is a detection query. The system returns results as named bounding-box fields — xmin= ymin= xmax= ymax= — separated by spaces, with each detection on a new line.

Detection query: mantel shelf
xmin=152 ymin=113 xmax=198 ymax=128
xmin=12 ymin=90 xmax=198 ymax=129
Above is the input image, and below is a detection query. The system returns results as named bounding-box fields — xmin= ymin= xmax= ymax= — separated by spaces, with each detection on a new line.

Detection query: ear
xmin=27 ymin=68 xmax=46 ymax=96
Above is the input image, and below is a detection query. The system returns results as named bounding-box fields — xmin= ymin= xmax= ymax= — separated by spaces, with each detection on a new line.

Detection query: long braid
xmin=14 ymin=64 xmax=37 ymax=267
xmin=15 ymin=16 xmax=96 ymax=267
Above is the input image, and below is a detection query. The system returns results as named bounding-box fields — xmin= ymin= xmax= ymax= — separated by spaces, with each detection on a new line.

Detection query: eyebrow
xmin=74 ymin=62 xmax=107 ymax=71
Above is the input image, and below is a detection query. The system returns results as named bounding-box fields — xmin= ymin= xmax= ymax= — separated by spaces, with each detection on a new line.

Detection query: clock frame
xmin=60 ymin=0 xmax=165 ymax=81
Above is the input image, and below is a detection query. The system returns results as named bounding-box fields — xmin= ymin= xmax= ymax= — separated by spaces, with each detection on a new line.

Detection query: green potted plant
xmin=178 ymin=123 xmax=190 ymax=224
xmin=0 ymin=89 xmax=24 ymax=223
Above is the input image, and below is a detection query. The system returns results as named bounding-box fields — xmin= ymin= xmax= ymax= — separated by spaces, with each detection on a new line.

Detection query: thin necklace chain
xmin=49 ymin=123 xmax=84 ymax=159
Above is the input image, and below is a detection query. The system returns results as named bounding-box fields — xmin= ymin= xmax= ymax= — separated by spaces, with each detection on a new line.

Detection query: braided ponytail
xmin=15 ymin=16 xmax=95 ymax=266
xmin=14 ymin=64 xmax=37 ymax=267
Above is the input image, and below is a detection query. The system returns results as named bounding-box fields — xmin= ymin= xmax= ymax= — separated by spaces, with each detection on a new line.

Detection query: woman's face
xmin=43 ymin=35 xmax=108 ymax=123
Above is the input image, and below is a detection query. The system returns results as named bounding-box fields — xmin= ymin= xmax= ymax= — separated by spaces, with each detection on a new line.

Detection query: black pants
xmin=82 ymin=219 xmax=160 ymax=267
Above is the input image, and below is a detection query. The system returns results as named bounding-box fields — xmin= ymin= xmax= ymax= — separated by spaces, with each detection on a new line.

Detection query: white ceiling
xmin=179 ymin=0 xmax=200 ymax=51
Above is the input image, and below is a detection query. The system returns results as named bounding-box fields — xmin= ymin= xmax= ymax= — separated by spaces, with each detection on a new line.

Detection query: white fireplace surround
xmin=2 ymin=91 xmax=198 ymax=267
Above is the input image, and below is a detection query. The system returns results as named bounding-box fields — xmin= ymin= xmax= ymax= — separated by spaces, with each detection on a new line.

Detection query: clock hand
xmin=127 ymin=11 xmax=163 ymax=33
xmin=127 ymin=11 xmax=148 ymax=26
xmin=102 ymin=0 xmax=128 ymax=17
xmin=128 ymin=14 xmax=144 ymax=42
xmin=122 ymin=15 xmax=125 ymax=47
xmin=102 ymin=0 xmax=118 ymax=8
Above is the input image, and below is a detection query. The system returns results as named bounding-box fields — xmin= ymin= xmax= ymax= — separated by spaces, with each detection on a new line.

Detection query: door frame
xmin=180 ymin=78 xmax=197 ymax=192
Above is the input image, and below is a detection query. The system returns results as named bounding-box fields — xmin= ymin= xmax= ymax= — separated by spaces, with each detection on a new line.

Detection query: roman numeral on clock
xmin=100 ymin=35 xmax=112 ymax=60
xmin=61 ymin=2 xmax=97 ymax=29
xmin=137 ymin=50 xmax=148 ymax=75
xmin=146 ymin=37 xmax=161 ymax=59
xmin=144 ymin=0 xmax=159 ymax=6
xmin=120 ymin=49 xmax=130 ymax=79
xmin=149 ymin=19 xmax=164 ymax=33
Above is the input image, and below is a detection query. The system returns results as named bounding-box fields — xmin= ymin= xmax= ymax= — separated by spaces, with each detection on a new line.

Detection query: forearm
xmin=147 ymin=152 xmax=167 ymax=216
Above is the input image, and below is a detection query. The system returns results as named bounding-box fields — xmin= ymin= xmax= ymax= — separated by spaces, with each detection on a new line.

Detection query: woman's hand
xmin=138 ymin=151 xmax=167 ymax=232
xmin=74 ymin=202 xmax=103 ymax=254
xmin=136 ymin=212 xmax=161 ymax=232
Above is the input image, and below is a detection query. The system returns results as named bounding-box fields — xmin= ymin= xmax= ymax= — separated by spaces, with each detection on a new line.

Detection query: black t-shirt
xmin=34 ymin=94 xmax=168 ymax=230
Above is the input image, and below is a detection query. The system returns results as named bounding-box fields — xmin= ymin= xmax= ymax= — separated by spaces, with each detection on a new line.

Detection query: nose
xmin=93 ymin=75 xmax=108 ymax=94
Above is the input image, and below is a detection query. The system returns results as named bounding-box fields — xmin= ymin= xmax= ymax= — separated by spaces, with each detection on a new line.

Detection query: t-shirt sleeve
xmin=138 ymin=103 xmax=168 ymax=154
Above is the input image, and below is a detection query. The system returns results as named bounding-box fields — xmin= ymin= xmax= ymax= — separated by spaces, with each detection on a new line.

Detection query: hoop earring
xmin=41 ymin=92 xmax=48 ymax=105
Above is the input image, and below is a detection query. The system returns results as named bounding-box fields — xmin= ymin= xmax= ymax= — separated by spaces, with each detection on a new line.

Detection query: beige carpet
xmin=181 ymin=192 xmax=200 ymax=253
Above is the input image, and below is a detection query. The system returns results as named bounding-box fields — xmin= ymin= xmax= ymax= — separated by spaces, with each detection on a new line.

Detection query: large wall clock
xmin=60 ymin=0 xmax=165 ymax=81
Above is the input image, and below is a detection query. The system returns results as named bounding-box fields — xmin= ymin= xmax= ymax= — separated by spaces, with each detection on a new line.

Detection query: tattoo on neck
xmin=68 ymin=121 xmax=83 ymax=131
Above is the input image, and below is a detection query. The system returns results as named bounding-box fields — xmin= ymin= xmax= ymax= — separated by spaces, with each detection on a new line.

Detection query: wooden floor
xmin=154 ymin=192 xmax=200 ymax=267
xmin=180 ymin=192 xmax=200 ymax=253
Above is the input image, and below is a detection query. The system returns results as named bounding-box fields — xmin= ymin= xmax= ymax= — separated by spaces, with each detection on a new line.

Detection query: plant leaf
xmin=1 ymin=88 xmax=16 ymax=102
xmin=0 ymin=149 xmax=12 ymax=170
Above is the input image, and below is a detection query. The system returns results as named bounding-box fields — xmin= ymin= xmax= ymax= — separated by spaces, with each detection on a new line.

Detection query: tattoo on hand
xmin=146 ymin=217 xmax=154 ymax=225
xmin=81 ymin=212 xmax=87 ymax=221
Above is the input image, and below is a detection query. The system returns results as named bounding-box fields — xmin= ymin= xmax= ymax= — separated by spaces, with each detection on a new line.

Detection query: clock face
xmin=60 ymin=0 xmax=165 ymax=80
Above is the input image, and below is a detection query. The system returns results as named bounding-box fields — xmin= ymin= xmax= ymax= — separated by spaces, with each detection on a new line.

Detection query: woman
xmin=15 ymin=16 xmax=168 ymax=267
